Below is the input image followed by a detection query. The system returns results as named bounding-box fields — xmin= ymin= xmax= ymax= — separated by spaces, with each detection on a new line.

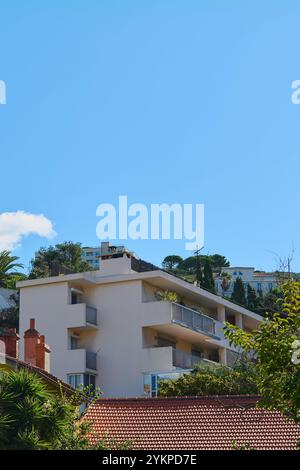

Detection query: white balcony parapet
xmin=66 ymin=348 xmax=97 ymax=372
xmin=66 ymin=303 xmax=97 ymax=329
xmin=142 ymin=346 xmax=220 ymax=373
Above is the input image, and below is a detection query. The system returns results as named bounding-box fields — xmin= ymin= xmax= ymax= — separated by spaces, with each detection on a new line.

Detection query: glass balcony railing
xmin=86 ymin=305 xmax=97 ymax=325
xmin=86 ymin=351 xmax=97 ymax=370
xmin=172 ymin=348 xmax=219 ymax=369
xmin=171 ymin=303 xmax=216 ymax=336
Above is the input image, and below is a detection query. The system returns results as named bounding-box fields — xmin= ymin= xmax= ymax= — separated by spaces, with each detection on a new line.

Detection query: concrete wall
xmin=19 ymin=282 xmax=70 ymax=381
xmin=89 ymin=280 xmax=145 ymax=397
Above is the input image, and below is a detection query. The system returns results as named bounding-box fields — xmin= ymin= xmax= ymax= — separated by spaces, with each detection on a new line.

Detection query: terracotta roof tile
xmin=83 ymin=396 xmax=300 ymax=450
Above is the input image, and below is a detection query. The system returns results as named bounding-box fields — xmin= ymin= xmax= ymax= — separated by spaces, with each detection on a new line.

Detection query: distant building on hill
xmin=82 ymin=242 xmax=137 ymax=269
xmin=214 ymin=267 xmax=279 ymax=297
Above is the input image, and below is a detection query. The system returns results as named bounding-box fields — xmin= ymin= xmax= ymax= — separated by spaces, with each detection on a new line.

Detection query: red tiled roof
xmin=83 ymin=396 xmax=300 ymax=450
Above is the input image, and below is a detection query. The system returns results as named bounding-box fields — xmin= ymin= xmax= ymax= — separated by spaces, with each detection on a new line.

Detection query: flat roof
xmin=17 ymin=268 xmax=262 ymax=322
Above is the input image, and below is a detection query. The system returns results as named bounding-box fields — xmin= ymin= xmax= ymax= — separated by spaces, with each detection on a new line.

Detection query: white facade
xmin=18 ymin=255 xmax=262 ymax=397
xmin=215 ymin=266 xmax=278 ymax=297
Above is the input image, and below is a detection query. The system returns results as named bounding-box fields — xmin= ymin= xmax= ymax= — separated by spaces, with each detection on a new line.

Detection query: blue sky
xmin=0 ymin=1 xmax=299 ymax=272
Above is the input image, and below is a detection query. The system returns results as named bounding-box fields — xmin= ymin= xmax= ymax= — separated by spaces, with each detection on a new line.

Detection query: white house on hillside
xmin=215 ymin=266 xmax=278 ymax=297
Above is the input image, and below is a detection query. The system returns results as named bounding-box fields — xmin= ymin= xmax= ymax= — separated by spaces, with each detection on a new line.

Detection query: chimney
xmin=24 ymin=319 xmax=51 ymax=372
xmin=0 ymin=327 xmax=20 ymax=358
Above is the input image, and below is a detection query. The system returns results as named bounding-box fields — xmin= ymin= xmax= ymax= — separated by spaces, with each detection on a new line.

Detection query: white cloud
xmin=0 ymin=211 xmax=56 ymax=251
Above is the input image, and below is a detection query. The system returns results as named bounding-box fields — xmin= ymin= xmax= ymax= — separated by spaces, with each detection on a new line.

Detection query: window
xmin=226 ymin=314 xmax=236 ymax=325
xmin=257 ymin=283 xmax=262 ymax=291
xmin=144 ymin=372 xmax=188 ymax=398
xmin=268 ymin=283 xmax=273 ymax=290
xmin=191 ymin=349 xmax=203 ymax=358
xmin=84 ymin=374 xmax=96 ymax=389
xmin=68 ymin=374 xmax=84 ymax=389
xmin=70 ymin=335 xmax=80 ymax=350
xmin=71 ymin=292 xmax=83 ymax=304
xmin=156 ymin=336 xmax=176 ymax=348
xmin=67 ymin=374 xmax=96 ymax=390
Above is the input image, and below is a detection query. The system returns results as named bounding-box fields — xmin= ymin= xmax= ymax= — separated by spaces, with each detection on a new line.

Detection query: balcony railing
xmin=171 ymin=303 xmax=216 ymax=336
xmin=86 ymin=351 xmax=97 ymax=370
xmin=86 ymin=306 xmax=97 ymax=325
xmin=172 ymin=348 xmax=219 ymax=369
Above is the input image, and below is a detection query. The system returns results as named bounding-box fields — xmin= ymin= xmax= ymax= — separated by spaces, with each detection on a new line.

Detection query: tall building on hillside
xmin=214 ymin=267 xmax=279 ymax=297
xmin=18 ymin=250 xmax=262 ymax=398
xmin=82 ymin=242 xmax=137 ymax=269
xmin=82 ymin=246 xmax=101 ymax=269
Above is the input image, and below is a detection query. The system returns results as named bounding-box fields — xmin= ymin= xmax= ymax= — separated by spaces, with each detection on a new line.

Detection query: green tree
xmin=177 ymin=254 xmax=230 ymax=276
xmin=162 ymin=255 xmax=183 ymax=271
xmin=155 ymin=289 xmax=179 ymax=303
xmin=256 ymin=287 xmax=284 ymax=318
xmin=0 ymin=292 xmax=19 ymax=329
xmin=220 ymin=272 xmax=232 ymax=296
xmin=224 ymin=280 xmax=300 ymax=422
xmin=246 ymin=284 xmax=258 ymax=312
xmin=210 ymin=254 xmax=230 ymax=274
xmin=0 ymin=369 xmax=131 ymax=450
xmin=159 ymin=360 xmax=258 ymax=397
xmin=177 ymin=256 xmax=198 ymax=274
xmin=202 ymin=257 xmax=215 ymax=293
xmin=231 ymin=277 xmax=246 ymax=306
xmin=0 ymin=251 xmax=24 ymax=288
xmin=29 ymin=242 xmax=93 ymax=279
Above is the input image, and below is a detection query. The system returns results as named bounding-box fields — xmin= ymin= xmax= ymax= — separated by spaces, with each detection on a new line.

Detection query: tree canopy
xmin=0 ymin=369 xmax=131 ymax=450
xmin=29 ymin=241 xmax=94 ymax=279
xmin=161 ymin=252 xmax=230 ymax=291
xmin=224 ymin=280 xmax=300 ymax=422
xmin=231 ymin=277 xmax=246 ymax=306
xmin=202 ymin=257 xmax=215 ymax=293
xmin=0 ymin=251 xmax=24 ymax=288
xmin=159 ymin=360 xmax=258 ymax=397
xmin=162 ymin=255 xmax=183 ymax=271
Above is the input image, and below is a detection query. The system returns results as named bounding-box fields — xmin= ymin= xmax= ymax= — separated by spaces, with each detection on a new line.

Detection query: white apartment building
xmin=18 ymin=251 xmax=262 ymax=398
xmin=215 ymin=266 xmax=278 ymax=297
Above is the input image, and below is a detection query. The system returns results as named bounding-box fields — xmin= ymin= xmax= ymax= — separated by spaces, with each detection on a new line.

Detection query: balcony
xmin=66 ymin=303 xmax=98 ymax=329
xmin=65 ymin=348 xmax=97 ymax=373
xmin=172 ymin=348 xmax=219 ymax=369
xmin=142 ymin=346 xmax=220 ymax=372
xmin=142 ymin=301 xmax=221 ymax=342
xmin=171 ymin=303 xmax=215 ymax=336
